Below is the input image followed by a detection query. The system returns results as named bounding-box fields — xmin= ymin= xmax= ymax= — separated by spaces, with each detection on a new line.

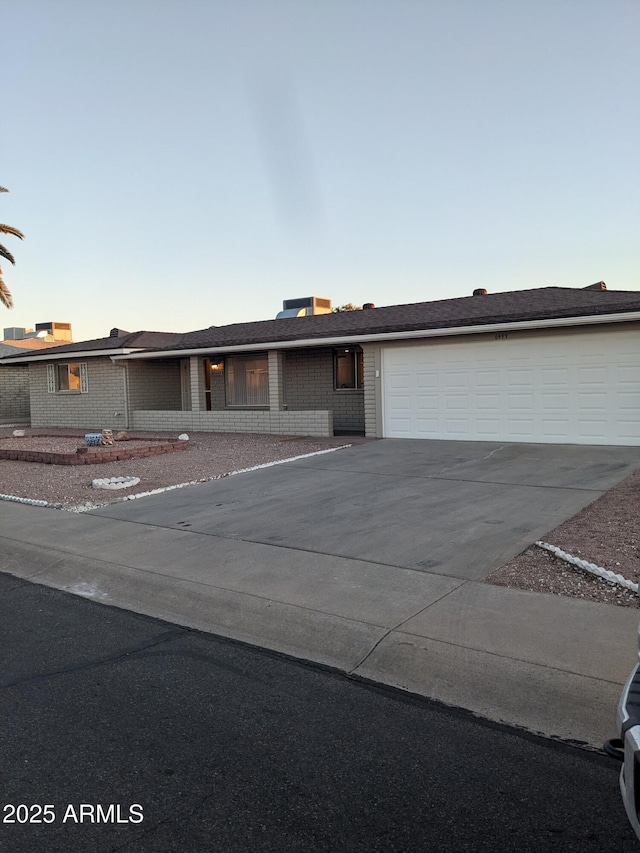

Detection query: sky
xmin=2 ymin=0 xmax=639 ymax=342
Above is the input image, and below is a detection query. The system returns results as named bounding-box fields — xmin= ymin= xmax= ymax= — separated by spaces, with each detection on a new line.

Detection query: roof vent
xmin=362 ymin=302 xmax=375 ymax=309
xmin=473 ymin=288 xmax=488 ymax=296
xmin=110 ymin=328 xmax=130 ymax=338
xmin=583 ymin=281 xmax=607 ymax=291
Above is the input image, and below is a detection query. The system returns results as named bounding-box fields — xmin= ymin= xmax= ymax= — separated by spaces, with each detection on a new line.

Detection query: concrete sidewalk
xmin=1 ymin=449 xmax=638 ymax=751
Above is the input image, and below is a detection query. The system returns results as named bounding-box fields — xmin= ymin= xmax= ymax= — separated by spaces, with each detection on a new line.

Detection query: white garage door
xmin=382 ymin=327 xmax=640 ymax=445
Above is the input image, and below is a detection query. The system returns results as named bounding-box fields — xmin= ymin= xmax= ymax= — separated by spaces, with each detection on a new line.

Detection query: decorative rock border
xmin=92 ymin=476 xmax=141 ymax=490
xmin=535 ymin=540 xmax=638 ymax=594
xmin=0 ymin=493 xmax=49 ymax=507
xmin=0 ymin=435 xmax=189 ymax=465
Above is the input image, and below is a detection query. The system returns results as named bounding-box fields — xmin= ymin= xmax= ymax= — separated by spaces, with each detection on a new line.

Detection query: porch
xmin=126 ymin=347 xmax=367 ymax=438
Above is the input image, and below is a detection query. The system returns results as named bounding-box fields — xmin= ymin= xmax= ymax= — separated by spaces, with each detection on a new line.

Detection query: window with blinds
xmin=225 ymin=355 xmax=269 ymax=407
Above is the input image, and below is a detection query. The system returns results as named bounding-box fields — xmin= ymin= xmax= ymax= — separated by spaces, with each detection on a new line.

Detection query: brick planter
xmin=0 ymin=436 xmax=189 ymax=465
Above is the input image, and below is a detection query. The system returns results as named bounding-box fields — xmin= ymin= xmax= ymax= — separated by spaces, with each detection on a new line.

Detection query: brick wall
xmin=0 ymin=364 xmax=30 ymax=421
xmin=29 ymin=357 xmax=128 ymax=429
xmin=268 ymin=350 xmax=285 ymax=410
xmin=283 ymin=348 xmax=364 ymax=433
xmin=128 ymin=360 xmax=182 ymax=411
xmin=131 ymin=409 xmax=333 ymax=437
xmin=362 ymin=343 xmax=379 ymax=438
xmin=25 ymin=347 xmax=371 ymax=435
xmin=0 ymin=438 xmax=187 ymax=465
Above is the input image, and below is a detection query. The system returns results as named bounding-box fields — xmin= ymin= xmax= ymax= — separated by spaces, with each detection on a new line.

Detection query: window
xmin=47 ymin=362 xmax=88 ymax=393
xmin=58 ymin=363 xmax=81 ymax=391
xmin=226 ymin=354 xmax=269 ymax=406
xmin=334 ymin=348 xmax=363 ymax=389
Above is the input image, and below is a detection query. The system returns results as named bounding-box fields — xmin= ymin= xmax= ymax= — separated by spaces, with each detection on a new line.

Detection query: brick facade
xmin=131 ymin=409 xmax=333 ymax=437
xmin=0 ymin=364 xmax=30 ymax=422
xmin=268 ymin=350 xmax=285 ymax=411
xmin=362 ymin=343 xmax=379 ymax=438
xmin=29 ymin=357 xmax=127 ymax=429
xmin=25 ymin=347 xmax=358 ymax=438
xmin=127 ymin=359 xmax=182 ymax=411
xmin=283 ymin=348 xmax=364 ymax=433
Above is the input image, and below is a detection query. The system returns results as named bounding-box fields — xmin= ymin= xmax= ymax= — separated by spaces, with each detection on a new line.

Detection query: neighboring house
xmin=2 ymin=283 xmax=640 ymax=446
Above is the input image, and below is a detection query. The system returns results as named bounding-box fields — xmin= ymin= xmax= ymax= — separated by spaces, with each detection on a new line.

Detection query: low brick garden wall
xmin=0 ymin=436 xmax=189 ymax=466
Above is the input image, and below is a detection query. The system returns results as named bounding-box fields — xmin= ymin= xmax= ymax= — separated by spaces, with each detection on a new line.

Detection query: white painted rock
xmin=178 ymin=433 xmax=189 ymax=441
xmin=91 ymin=476 xmax=141 ymax=490
xmin=12 ymin=430 xmax=25 ymax=437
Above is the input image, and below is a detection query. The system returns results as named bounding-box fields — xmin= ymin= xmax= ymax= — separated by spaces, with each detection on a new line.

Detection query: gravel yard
xmin=486 ymin=467 xmax=640 ymax=609
xmin=1 ymin=426 xmax=638 ymax=608
xmin=0 ymin=427 xmax=357 ymax=510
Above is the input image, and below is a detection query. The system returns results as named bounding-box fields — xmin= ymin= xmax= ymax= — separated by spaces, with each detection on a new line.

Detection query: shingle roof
xmin=4 ymin=286 xmax=640 ymax=362
xmin=0 ymin=330 xmax=183 ymax=359
xmin=160 ymin=286 xmax=640 ymax=351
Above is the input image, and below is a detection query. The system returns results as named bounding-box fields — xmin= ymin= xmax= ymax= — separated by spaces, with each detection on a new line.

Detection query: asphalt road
xmin=0 ymin=572 xmax=635 ymax=853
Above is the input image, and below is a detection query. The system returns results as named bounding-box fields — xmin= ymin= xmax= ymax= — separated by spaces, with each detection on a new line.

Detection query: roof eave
xmin=0 ymin=347 xmax=147 ymax=365
xmin=111 ymin=311 xmax=640 ymax=361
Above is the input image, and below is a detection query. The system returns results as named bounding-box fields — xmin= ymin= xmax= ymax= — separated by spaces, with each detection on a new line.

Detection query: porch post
xmin=268 ymin=350 xmax=285 ymax=411
xmin=108 ymin=359 xmax=131 ymax=429
xmin=190 ymin=356 xmax=203 ymax=411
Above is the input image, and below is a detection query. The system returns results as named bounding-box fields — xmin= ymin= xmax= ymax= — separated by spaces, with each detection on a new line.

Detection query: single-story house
xmin=2 ymin=282 xmax=640 ymax=446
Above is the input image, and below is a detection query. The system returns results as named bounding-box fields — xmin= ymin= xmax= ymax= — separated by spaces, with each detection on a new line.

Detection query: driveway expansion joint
xmin=426 ymin=476 xmax=605 ymax=492
xmin=282 ymin=462 xmax=608 ymax=493
xmin=347 ymin=582 xmax=468 ymax=674
xmin=29 ymin=518 xmax=472 ymax=582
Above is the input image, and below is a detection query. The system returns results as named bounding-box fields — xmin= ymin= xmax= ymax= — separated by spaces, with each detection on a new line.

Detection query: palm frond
xmin=1 ymin=187 xmax=21 ymax=308
xmin=0 ymin=224 xmax=25 ymax=240
xmin=0 ymin=272 xmax=14 ymax=309
xmin=0 ymin=244 xmax=16 ymax=265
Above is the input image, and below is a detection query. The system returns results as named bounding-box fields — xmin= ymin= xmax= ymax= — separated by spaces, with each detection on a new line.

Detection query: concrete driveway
xmin=3 ymin=438 xmax=640 ymax=747
xmin=91 ymin=438 xmax=640 ymax=581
